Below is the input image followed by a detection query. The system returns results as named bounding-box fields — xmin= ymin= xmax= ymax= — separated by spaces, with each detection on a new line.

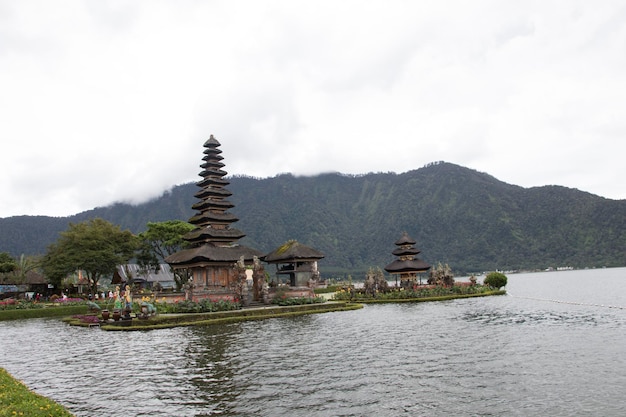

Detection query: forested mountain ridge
xmin=1 ymin=162 xmax=624 ymax=276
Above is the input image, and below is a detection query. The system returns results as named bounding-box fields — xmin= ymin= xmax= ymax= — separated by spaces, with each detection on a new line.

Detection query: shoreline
xmin=0 ymin=367 xmax=75 ymax=417
xmin=65 ymin=301 xmax=364 ymax=331
xmin=2 ymin=290 xmax=507 ymax=325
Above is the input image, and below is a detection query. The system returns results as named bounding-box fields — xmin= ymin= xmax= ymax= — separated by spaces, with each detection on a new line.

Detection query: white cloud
xmin=1 ymin=0 xmax=625 ymax=217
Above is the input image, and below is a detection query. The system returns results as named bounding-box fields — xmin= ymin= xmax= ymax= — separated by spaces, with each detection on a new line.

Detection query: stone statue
xmin=86 ymin=300 xmax=101 ymax=312
xmin=113 ymin=285 xmax=123 ymax=310
xmin=232 ymin=256 xmax=249 ymax=305
xmin=261 ymin=280 xmax=269 ymax=304
xmin=252 ymin=255 xmax=266 ymax=301
xmin=124 ymin=285 xmax=133 ymax=311
xmin=140 ymin=301 xmax=157 ymax=318
xmin=184 ymin=277 xmax=194 ymax=301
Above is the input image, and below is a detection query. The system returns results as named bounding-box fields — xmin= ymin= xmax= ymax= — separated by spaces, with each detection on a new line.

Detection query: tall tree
xmin=0 ymin=252 xmax=17 ymax=274
xmin=137 ymin=220 xmax=194 ymax=261
xmin=136 ymin=220 xmax=194 ymax=289
xmin=14 ymin=254 xmax=42 ymax=284
xmin=0 ymin=252 xmax=18 ymax=283
xmin=42 ymin=218 xmax=137 ymax=295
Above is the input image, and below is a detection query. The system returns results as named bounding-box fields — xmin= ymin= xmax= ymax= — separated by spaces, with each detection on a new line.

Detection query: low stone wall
xmin=138 ymin=286 xmax=315 ymax=305
xmin=192 ymin=291 xmax=238 ymax=303
xmin=269 ymin=286 xmax=315 ymax=301
xmin=144 ymin=290 xmax=237 ymax=303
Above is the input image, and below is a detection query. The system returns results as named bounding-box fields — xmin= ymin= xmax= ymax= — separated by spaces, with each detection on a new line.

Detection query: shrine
xmin=165 ymin=135 xmax=265 ymax=304
xmin=384 ymin=232 xmax=431 ymax=287
xmin=263 ymin=240 xmax=324 ymax=292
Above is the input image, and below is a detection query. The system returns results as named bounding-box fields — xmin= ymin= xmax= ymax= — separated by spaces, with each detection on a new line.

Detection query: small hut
xmin=113 ymin=264 xmax=176 ymax=290
xmin=263 ymin=240 xmax=324 ymax=289
xmin=384 ymin=232 xmax=431 ymax=287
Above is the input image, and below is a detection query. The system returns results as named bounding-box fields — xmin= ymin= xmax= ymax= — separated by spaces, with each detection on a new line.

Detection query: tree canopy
xmin=136 ymin=220 xmax=194 ymax=290
xmin=137 ymin=220 xmax=194 ymax=262
xmin=483 ymin=272 xmax=508 ymax=289
xmin=42 ymin=218 xmax=137 ymax=295
xmin=0 ymin=252 xmax=17 ymax=274
xmin=0 ymin=252 xmax=18 ymax=284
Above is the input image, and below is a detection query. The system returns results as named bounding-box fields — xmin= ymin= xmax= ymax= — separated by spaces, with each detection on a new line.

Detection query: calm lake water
xmin=1 ymin=268 xmax=625 ymax=416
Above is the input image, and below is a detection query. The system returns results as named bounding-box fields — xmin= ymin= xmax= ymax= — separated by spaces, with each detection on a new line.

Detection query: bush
xmin=484 ymin=272 xmax=508 ymax=289
xmin=314 ymin=285 xmax=341 ymax=294
xmin=272 ymin=296 xmax=325 ymax=306
xmin=168 ymin=299 xmax=241 ymax=314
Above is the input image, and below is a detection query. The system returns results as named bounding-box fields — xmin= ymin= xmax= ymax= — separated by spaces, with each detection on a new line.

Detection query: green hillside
xmin=1 ymin=162 xmax=624 ymax=277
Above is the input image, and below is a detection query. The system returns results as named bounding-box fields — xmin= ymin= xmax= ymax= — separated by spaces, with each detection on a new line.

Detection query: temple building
xmin=263 ymin=240 xmax=324 ymax=290
xmin=384 ymin=232 xmax=431 ymax=287
xmin=165 ymin=135 xmax=265 ymax=303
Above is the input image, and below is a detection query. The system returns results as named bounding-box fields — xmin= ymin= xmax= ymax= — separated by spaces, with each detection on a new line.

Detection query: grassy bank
xmin=0 ymin=305 xmax=92 ymax=321
xmin=65 ymin=302 xmax=363 ymax=331
xmin=0 ymin=368 xmax=74 ymax=417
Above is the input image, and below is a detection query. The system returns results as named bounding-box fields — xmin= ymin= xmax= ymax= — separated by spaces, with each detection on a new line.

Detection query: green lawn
xmin=0 ymin=305 xmax=91 ymax=321
xmin=0 ymin=368 xmax=74 ymax=417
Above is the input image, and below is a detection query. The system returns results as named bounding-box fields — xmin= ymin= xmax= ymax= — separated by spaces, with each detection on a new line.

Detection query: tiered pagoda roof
xmin=166 ymin=135 xmax=262 ymax=266
xmin=184 ymin=135 xmax=245 ymax=246
xmin=384 ymin=232 xmax=431 ymax=274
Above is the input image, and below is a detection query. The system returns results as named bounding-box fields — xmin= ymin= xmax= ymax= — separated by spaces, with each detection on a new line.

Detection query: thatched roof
xmin=184 ymin=227 xmax=246 ymax=243
xmin=0 ymin=271 xmax=47 ymax=285
xmin=191 ymin=200 xmax=234 ymax=212
xmin=24 ymin=270 xmax=47 ymax=284
xmin=394 ymin=232 xmax=416 ymax=246
xmin=188 ymin=212 xmax=239 ymax=224
xmin=263 ymin=240 xmax=324 ymax=263
xmin=115 ymin=264 xmax=176 ymax=284
xmin=194 ymin=186 xmax=232 ymax=199
xmin=204 ymin=135 xmax=221 ymax=147
xmin=196 ymin=177 xmax=229 ymax=188
xmin=384 ymin=259 xmax=431 ymax=274
xmin=392 ymin=247 xmax=421 ymax=257
xmin=200 ymin=160 xmax=225 ymax=169
xmin=165 ymin=244 xmax=263 ymax=266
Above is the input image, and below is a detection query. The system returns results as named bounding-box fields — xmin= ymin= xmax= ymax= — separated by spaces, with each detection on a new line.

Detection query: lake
xmin=1 ymin=267 xmax=625 ymax=416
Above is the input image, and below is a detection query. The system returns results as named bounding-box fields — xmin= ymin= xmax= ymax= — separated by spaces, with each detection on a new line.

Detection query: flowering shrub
xmin=314 ymin=285 xmax=341 ymax=294
xmin=0 ymin=299 xmax=44 ymax=310
xmin=484 ymin=272 xmax=508 ymax=289
xmin=333 ymin=284 xmax=495 ymax=301
xmin=54 ymin=298 xmax=84 ymax=303
xmin=71 ymin=314 xmax=100 ymax=324
xmin=157 ymin=299 xmax=241 ymax=314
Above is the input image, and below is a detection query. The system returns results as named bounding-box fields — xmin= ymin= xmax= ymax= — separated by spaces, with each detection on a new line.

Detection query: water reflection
xmin=185 ymin=324 xmax=243 ymax=415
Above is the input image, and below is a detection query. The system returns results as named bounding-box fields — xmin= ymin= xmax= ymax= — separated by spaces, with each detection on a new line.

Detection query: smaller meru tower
xmin=166 ymin=135 xmax=264 ymax=302
xmin=384 ymin=232 xmax=431 ymax=287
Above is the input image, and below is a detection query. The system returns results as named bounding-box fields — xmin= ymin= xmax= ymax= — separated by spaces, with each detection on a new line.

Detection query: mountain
xmin=1 ymin=162 xmax=624 ymax=276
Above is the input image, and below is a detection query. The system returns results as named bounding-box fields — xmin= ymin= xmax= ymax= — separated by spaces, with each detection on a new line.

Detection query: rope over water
xmin=507 ymin=292 xmax=626 ymax=310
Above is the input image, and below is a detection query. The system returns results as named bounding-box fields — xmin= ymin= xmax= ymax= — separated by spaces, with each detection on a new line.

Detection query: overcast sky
xmin=1 ymin=1 xmax=625 ymax=218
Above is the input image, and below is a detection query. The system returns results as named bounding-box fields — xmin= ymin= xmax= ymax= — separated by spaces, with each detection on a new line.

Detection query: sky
xmin=1 ymin=1 xmax=625 ymax=218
